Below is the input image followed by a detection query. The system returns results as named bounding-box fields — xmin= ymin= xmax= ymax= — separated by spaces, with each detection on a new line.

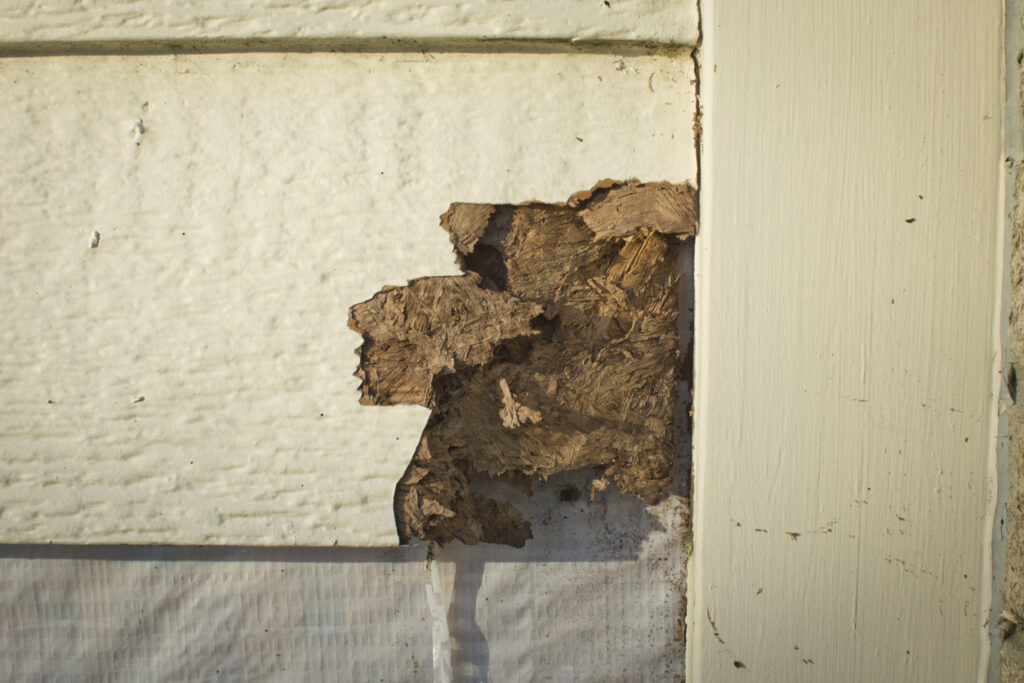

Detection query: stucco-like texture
xmin=691 ymin=1 xmax=1002 ymax=681
xmin=0 ymin=51 xmax=695 ymax=546
xmin=1002 ymin=33 xmax=1024 ymax=679
xmin=0 ymin=0 xmax=699 ymax=48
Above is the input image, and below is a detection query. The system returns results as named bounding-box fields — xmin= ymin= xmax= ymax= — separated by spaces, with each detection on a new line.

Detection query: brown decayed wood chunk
xmin=349 ymin=179 xmax=697 ymax=547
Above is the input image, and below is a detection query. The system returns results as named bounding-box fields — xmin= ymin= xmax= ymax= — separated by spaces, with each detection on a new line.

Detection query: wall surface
xmin=1002 ymin=5 xmax=1024 ymax=681
xmin=0 ymin=50 xmax=695 ymax=546
xmin=691 ymin=1 xmax=1004 ymax=681
xmin=0 ymin=3 xmax=701 ymax=680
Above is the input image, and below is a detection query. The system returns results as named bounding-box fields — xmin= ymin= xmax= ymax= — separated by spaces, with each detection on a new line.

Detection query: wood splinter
xmin=349 ymin=179 xmax=697 ymax=547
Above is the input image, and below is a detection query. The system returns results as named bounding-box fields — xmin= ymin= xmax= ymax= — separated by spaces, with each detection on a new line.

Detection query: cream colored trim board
xmin=0 ymin=0 xmax=699 ymax=48
xmin=691 ymin=1 xmax=1003 ymax=681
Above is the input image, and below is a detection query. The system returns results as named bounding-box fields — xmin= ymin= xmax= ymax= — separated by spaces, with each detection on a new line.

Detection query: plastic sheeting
xmin=0 ymin=467 xmax=688 ymax=681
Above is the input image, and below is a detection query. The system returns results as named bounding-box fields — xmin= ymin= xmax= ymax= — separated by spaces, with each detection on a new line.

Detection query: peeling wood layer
xmin=349 ymin=180 xmax=697 ymax=546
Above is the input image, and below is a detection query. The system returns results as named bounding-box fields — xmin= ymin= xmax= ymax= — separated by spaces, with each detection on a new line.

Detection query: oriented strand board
xmin=350 ymin=181 xmax=696 ymax=547
xmin=0 ymin=51 xmax=696 ymax=545
xmin=690 ymin=1 xmax=1002 ymax=681
xmin=0 ymin=0 xmax=699 ymax=48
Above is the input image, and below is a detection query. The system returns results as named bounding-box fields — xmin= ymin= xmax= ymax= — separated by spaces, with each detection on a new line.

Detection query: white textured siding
xmin=0 ymin=0 xmax=699 ymax=47
xmin=0 ymin=51 xmax=697 ymax=546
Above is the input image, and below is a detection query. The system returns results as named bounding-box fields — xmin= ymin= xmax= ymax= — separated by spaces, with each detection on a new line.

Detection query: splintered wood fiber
xmin=349 ymin=180 xmax=697 ymax=546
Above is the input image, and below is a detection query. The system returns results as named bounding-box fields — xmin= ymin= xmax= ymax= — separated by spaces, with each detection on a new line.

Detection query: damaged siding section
xmin=350 ymin=180 xmax=697 ymax=546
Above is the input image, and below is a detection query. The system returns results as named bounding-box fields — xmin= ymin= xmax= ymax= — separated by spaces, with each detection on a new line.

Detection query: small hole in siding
xmin=559 ymin=485 xmax=580 ymax=502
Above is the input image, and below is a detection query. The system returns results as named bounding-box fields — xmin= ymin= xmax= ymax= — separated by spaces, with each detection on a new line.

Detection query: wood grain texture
xmin=0 ymin=52 xmax=695 ymax=546
xmin=0 ymin=0 xmax=699 ymax=48
xmin=690 ymin=1 xmax=1003 ymax=681
xmin=349 ymin=276 xmax=543 ymax=408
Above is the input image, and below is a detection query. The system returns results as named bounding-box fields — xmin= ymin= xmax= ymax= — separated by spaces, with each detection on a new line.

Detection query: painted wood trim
xmin=0 ymin=0 xmax=699 ymax=49
xmin=690 ymin=1 xmax=1004 ymax=681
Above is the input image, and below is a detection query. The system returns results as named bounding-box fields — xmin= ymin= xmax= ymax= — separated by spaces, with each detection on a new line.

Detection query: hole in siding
xmin=349 ymin=179 xmax=697 ymax=546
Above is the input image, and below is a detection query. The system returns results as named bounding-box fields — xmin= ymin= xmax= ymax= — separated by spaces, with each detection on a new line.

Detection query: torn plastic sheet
xmin=0 ymin=464 xmax=690 ymax=680
xmin=426 ymin=545 xmax=454 ymax=683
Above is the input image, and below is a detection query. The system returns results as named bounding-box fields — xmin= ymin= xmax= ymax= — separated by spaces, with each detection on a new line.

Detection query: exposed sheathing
xmin=1003 ymin=141 xmax=1024 ymax=683
xmin=1001 ymin=15 xmax=1024 ymax=679
xmin=350 ymin=180 xmax=697 ymax=546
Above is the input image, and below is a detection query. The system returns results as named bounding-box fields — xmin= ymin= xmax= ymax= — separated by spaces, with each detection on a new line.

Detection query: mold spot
xmin=559 ymin=485 xmax=581 ymax=503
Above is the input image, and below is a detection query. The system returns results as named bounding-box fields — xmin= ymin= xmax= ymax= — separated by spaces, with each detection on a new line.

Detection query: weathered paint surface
xmin=0 ymin=0 xmax=699 ymax=47
xmin=690 ymin=1 xmax=1003 ymax=681
xmin=0 ymin=51 xmax=696 ymax=546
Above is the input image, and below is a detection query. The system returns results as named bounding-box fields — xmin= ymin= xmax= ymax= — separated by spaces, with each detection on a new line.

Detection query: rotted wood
xmin=349 ymin=179 xmax=697 ymax=546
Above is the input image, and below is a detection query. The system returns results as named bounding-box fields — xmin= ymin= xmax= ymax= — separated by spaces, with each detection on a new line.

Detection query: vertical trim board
xmin=691 ymin=1 xmax=1003 ymax=681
